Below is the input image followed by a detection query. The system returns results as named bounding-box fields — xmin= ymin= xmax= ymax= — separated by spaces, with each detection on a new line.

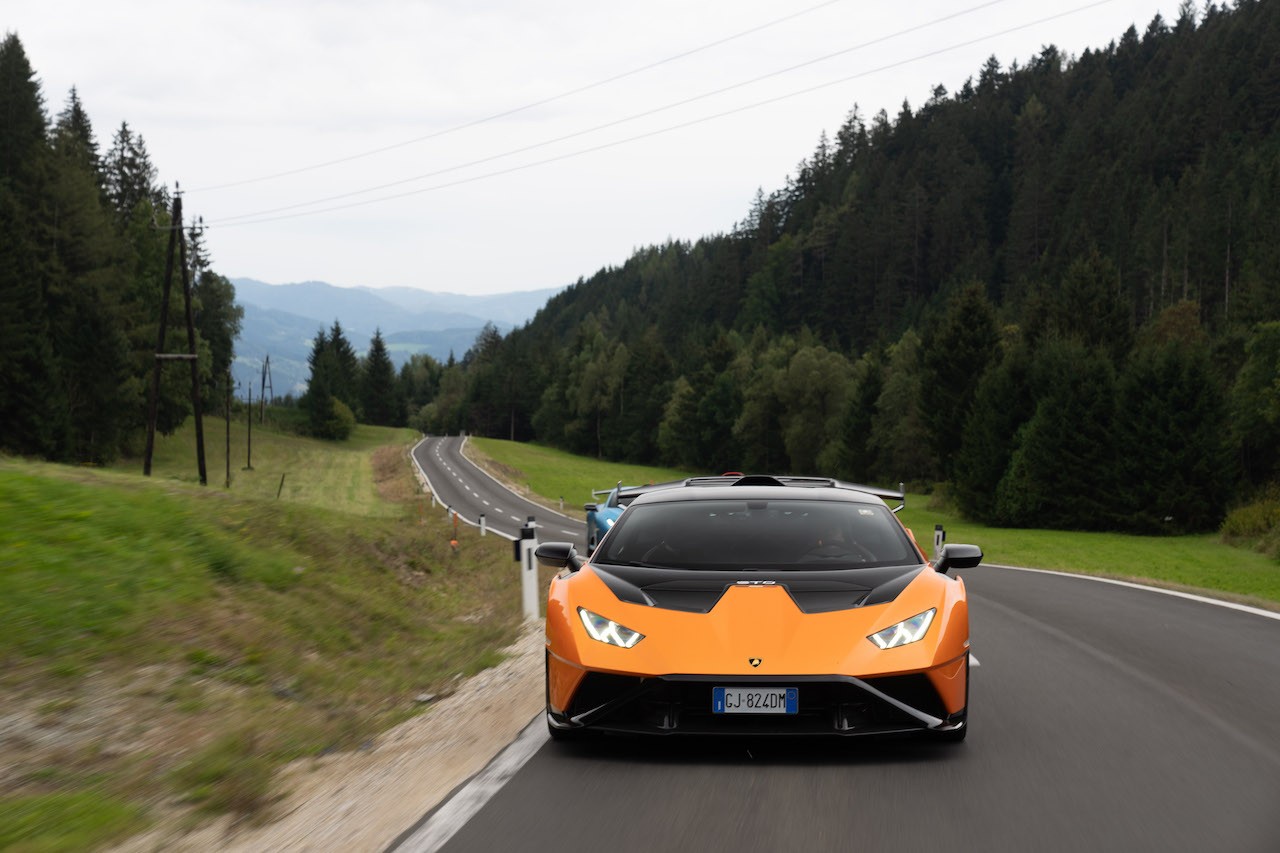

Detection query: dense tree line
xmin=0 ymin=34 xmax=243 ymax=464
xmin=414 ymin=1 xmax=1280 ymax=534
xmin=298 ymin=322 xmax=452 ymax=438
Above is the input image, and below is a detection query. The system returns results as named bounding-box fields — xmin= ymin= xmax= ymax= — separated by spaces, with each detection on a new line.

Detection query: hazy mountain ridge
xmin=231 ymin=278 xmax=561 ymax=395
xmin=232 ymin=278 xmax=562 ymax=333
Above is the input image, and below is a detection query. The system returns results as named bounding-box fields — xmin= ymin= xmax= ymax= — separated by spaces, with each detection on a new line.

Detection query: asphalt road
xmin=411 ymin=435 xmax=586 ymax=545
xmin=403 ymin=446 xmax=1280 ymax=852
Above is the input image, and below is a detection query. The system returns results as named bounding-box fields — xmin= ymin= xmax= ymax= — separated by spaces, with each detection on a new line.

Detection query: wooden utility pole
xmin=179 ymin=202 xmax=207 ymax=485
xmin=245 ymin=382 xmax=254 ymax=471
xmin=259 ymin=355 xmax=273 ymax=423
xmin=224 ymin=373 xmax=232 ymax=489
xmin=143 ymin=196 xmax=179 ymax=477
xmin=143 ymin=189 xmax=207 ymax=484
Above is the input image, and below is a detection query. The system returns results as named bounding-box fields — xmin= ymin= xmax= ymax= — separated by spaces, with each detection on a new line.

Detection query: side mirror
xmin=934 ymin=543 xmax=982 ymax=573
xmin=535 ymin=542 xmax=580 ymax=571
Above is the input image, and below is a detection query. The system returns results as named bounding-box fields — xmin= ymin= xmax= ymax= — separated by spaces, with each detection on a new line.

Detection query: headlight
xmin=868 ymin=609 xmax=936 ymax=650
xmin=578 ymin=607 xmax=644 ymax=648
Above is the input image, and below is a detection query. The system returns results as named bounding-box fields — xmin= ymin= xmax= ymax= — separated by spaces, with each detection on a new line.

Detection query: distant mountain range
xmin=230 ymin=278 xmax=561 ymax=397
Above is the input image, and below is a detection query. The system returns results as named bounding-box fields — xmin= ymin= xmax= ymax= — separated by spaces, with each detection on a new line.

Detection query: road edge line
xmin=986 ymin=563 xmax=1280 ymax=621
xmin=387 ymin=716 xmax=546 ymax=852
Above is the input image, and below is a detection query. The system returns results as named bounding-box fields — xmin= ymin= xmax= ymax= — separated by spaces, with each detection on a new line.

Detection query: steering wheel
xmin=641 ymin=541 xmax=679 ymax=564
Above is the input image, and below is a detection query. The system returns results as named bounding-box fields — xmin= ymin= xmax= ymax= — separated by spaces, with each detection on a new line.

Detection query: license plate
xmin=713 ymin=687 xmax=798 ymax=714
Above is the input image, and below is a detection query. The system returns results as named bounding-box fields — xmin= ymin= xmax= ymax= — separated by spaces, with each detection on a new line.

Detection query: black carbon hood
xmin=590 ymin=564 xmax=925 ymax=614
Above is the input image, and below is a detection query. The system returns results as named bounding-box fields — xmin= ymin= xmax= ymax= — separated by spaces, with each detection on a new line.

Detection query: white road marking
xmin=392 ymin=717 xmax=546 ymax=852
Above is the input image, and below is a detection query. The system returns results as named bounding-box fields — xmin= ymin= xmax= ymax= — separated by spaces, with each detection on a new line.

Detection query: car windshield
xmin=594 ymin=498 xmax=921 ymax=571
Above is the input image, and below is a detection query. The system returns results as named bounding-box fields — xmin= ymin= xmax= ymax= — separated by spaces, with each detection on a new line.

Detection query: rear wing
xmin=614 ymin=475 xmax=907 ymax=513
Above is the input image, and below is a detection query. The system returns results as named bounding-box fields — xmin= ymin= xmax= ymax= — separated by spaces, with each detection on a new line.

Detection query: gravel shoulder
xmin=113 ymin=620 xmax=544 ymax=852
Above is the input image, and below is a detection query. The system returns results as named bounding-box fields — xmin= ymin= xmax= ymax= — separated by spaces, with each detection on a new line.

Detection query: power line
xmin=204 ymin=0 xmax=1113 ymax=230
xmin=188 ymin=0 xmax=848 ymax=193
xmin=209 ymin=0 xmax=1014 ymax=224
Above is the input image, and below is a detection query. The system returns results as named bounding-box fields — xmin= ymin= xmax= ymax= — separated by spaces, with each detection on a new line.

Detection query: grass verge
xmin=118 ymin=414 xmax=419 ymax=517
xmin=1 ymin=423 xmax=520 ymax=849
xmin=0 ymin=792 xmax=145 ymax=853
xmin=467 ymin=438 xmax=692 ymax=517
xmin=898 ymin=495 xmax=1280 ymax=607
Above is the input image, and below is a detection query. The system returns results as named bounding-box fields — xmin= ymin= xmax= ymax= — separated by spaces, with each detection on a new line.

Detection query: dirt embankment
xmin=114 ymin=620 xmax=544 ymax=852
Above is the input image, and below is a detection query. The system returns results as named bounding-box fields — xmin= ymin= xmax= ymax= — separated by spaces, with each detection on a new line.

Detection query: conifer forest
xmin=4 ymin=2 xmax=1280 ymax=536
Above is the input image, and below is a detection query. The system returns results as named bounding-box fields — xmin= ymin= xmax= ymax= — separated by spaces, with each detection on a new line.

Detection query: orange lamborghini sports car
xmin=537 ymin=475 xmax=982 ymax=740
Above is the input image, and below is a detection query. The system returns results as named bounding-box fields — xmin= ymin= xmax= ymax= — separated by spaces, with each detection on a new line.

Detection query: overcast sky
xmin=9 ymin=0 xmax=1183 ymax=295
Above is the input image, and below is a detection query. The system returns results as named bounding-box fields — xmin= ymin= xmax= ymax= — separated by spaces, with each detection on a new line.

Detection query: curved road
xmin=412 ymin=435 xmax=585 ymax=545
xmin=403 ymin=445 xmax=1280 ymax=852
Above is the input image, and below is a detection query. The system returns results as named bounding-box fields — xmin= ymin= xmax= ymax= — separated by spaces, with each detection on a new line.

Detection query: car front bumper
xmin=547 ymin=665 xmax=967 ymax=737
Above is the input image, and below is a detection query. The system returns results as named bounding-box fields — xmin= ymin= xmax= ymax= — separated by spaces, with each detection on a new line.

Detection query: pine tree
xmin=657 ymin=376 xmax=700 ymax=469
xmin=868 ymin=330 xmax=938 ymax=484
xmin=301 ymin=328 xmax=352 ymax=439
xmin=103 ymin=122 xmax=161 ymax=224
xmin=51 ymin=87 xmax=101 ymax=181
xmin=952 ymin=343 xmax=1035 ymax=523
xmin=833 ymin=351 xmax=884 ymax=482
xmin=919 ymin=283 xmax=1000 ymax=477
xmin=193 ymin=270 xmax=243 ymax=407
xmin=46 ymin=88 xmax=132 ymax=461
xmin=326 ymin=320 xmax=360 ymax=415
xmin=0 ymin=34 xmax=47 ymax=185
xmin=1115 ymin=310 xmax=1231 ymax=532
xmin=995 ymin=340 xmax=1120 ymax=529
xmin=1230 ymin=322 xmax=1280 ymax=488
xmin=360 ymin=329 xmax=401 ymax=427
xmin=0 ymin=34 xmax=61 ymax=456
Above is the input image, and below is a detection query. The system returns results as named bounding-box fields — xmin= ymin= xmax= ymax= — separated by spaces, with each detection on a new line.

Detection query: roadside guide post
xmin=479 ymin=513 xmax=486 ymax=536
xmin=517 ymin=516 xmax=539 ymax=619
xmin=934 ymin=524 xmax=946 ymax=561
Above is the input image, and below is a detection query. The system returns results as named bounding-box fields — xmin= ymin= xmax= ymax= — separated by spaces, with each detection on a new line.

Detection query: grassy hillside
xmin=1 ymin=424 xmax=519 ymax=850
xmin=126 ymin=413 xmax=419 ymax=515
xmin=467 ymin=437 xmax=693 ymax=517
xmin=467 ymin=438 xmax=1280 ymax=608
